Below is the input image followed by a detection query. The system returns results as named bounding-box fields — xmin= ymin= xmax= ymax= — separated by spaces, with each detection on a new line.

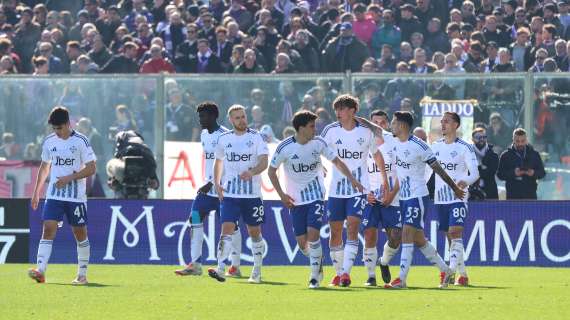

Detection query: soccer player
xmin=364 ymin=111 xmax=465 ymax=289
xmin=29 ymin=106 xmax=96 ymax=285
xmin=321 ymin=95 xmax=388 ymax=287
xmin=208 ymin=105 xmax=269 ymax=284
xmin=174 ymin=102 xmax=242 ymax=277
xmin=362 ymin=110 xmax=401 ymax=286
xmin=430 ymin=112 xmax=479 ymax=286
xmin=268 ymin=110 xmax=363 ymax=289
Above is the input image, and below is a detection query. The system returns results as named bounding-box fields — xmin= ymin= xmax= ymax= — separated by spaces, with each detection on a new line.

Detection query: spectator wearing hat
xmin=371 ymin=9 xmax=401 ymax=58
xmin=480 ymin=41 xmax=500 ymax=72
xmin=100 ymin=41 xmax=140 ymax=73
xmin=509 ymin=27 xmax=533 ymax=71
xmin=13 ymin=7 xmax=42 ymax=73
xmin=400 ymin=4 xmax=422 ymax=43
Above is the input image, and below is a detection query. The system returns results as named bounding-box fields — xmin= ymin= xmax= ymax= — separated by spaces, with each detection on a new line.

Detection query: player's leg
xmin=29 ymin=200 xmax=63 ymax=283
xmin=208 ymin=198 xmax=239 ymax=282
xmin=340 ymin=195 xmax=366 ymax=287
xmin=244 ymin=198 xmax=265 ymax=284
xmin=448 ymin=203 xmax=468 ymax=285
xmin=68 ymin=202 xmax=89 ymax=285
xmin=304 ymin=201 xmax=324 ymax=288
xmin=227 ymin=223 xmax=242 ymax=277
xmin=326 ymin=197 xmax=346 ymax=286
xmin=379 ymin=206 xmax=402 ymax=284
xmin=362 ymin=204 xmax=380 ymax=286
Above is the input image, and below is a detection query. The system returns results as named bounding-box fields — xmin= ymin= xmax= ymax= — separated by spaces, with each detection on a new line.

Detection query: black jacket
xmin=497 ymin=144 xmax=546 ymax=199
xmin=100 ymin=55 xmax=139 ymax=73
xmin=475 ymin=144 xmax=499 ymax=199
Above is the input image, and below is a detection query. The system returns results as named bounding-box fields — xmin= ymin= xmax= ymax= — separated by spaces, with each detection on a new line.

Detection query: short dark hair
xmin=48 ymin=106 xmax=70 ymax=126
xmin=333 ymin=94 xmax=359 ymax=111
xmin=394 ymin=111 xmax=414 ymax=128
xmin=196 ymin=101 xmax=219 ymax=118
xmin=292 ymin=110 xmax=318 ymax=131
xmin=370 ymin=109 xmax=388 ymax=120
xmin=513 ymin=128 xmax=527 ymax=136
xmin=444 ymin=111 xmax=461 ymax=127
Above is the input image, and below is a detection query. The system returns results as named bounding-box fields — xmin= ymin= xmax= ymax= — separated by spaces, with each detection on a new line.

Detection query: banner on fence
xmin=421 ymin=98 xmax=477 ymax=144
xmin=28 ymin=200 xmax=570 ymax=267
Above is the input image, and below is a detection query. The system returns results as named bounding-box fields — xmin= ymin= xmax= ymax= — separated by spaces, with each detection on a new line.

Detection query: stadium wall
xmin=6 ymin=199 xmax=565 ymax=267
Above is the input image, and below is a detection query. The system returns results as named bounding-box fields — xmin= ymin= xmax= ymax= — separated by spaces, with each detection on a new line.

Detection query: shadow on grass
xmin=46 ymin=282 xmax=117 ymax=288
xmin=236 ymin=280 xmax=289 ymax=286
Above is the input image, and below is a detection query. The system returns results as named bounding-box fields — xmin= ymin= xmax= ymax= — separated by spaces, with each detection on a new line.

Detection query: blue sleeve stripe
xmin=72 ymin=132 xmax=90 ymax=147
xmin=276 ymin=137 xmax=294 ymax=154
xmin=457 ymin=139 xmax=475 ymax=152
xmin=410 ymin=136 xmax=428 ymax=150
xmin=321 ymin=122 xmax=340 ymax=138
xmin=314 ymin=137 xmax=328 ymax=146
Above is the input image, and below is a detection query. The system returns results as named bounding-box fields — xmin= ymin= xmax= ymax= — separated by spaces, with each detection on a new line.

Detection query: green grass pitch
xmin=1 ymin=264 xmax=569 ymax=320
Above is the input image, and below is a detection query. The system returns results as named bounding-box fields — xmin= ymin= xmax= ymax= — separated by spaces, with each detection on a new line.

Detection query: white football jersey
xmin=215 ymin=128 xmax=269 ymax=198
xmin=41 ymin=131 xmax=96 ymax=203
xmin=368 ymin=130 xmax=399 ymax=206
xmin=321 ymin=122 xmax=377 ymax=198
xmin=270 ymin=136 xmax=337 ymax=206
xmin=394 ymin=135 xmax=436 ymax=200
xmin=431 ymin=138 xmax=480 ymax=204
xmin=201 ymin=126 xmax=228 ymax=197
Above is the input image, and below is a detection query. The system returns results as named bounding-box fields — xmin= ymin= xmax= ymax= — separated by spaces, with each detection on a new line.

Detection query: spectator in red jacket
xmin=140 ymin=44 xmax=175 ymax=73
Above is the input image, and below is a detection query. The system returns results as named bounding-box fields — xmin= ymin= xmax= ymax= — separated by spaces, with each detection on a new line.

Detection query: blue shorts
xmin=42 ymin=199 xmax=88 ymax=226
xmin=220 ymin=197 xmax=264 ymax=226
xmin=400 ymin=196 xmax=430 ymax=229
xmin=362 ymin=204 xmax=402 ymax=230
xmin=435 ymin=202 xmax=468 ymax=232
xmin=290 ymin=201 xmax=325 ymax=237
xmin=326 ymin=195 xmax=367 ymax=222
xmin=190 ymin=193 xmax=220 ymax=223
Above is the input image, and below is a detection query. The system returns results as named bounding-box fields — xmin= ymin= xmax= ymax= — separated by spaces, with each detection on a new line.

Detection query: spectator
xmin=497 ymin=128 xmax=546 ymax=199
xmin=352 ymin=3 xmax=375 ymax=47
xmin=88 ymin=34 xmax=112 ymax=68
xmin=315 ymin=107 xmax=332 ymax=134
xmin=100 ymin=41 xmax=140 ymax=73
xmin=165 ymin=87 xmax=199 ymax=141
xmin=0 ymin=54 xmax=16 ymax=73
xmin=95 ymin=6 xmax=122 ymax=46
xmin=140 ymin=44 xmax=175 ymax=73
xmin=400 ymin=4 xmax=422 ymax=43
xmin=0 ymin=132 xmax=20 ymax=160
xmin=76 ymin=117 xmax=103 ymax=158
xmin=177 ymin=38 xmax=223 ymax=73
xmin=322 ymin=22 xmax=369 ymax=72
xmin=377 ymin=44 xmax=397 ymax=72
xmin=123 ymin=0 xmax=154 ymax=32
xmin=424 ymin=18 xmax=450 ymax=55
xmin=234 ymin=48 xmax=264 ymax=73
xmin=384 ymin=62 xmax=422 ymax=113
xmin=410 ymin=48 xmax=436 ymax=73
xmin=293 ymin=29 xmax=319 ymax=72
xmin=480 ymin=41 xmax=500 ymax=73
xmin=554 ymin=39 xmax=568 ymax=71
xmin=211 ymin=26 xmax=233 ymax=72
xmin=74 ymin=54 xmax=98 ymax=74
xmin=509 ymin=27 xmax=533 ymax=72
xmin=109 ymin=104 xmax=138 ymax=141
xmin=493 ymin=48 xmax=516 ymax=72
xmin=529 ymin=48 xmax=548 ymax=72
xmin=400 ymin=42 xmax=413 ymax=63
xmin=282 ymin=126 xmax=296 ymax=139
xmin=488 ymin=112 xmax=512 ymax=154
xmin=159 ymin=11 xmax=186 ymax=58
xmin=13 ymin=7 xmax=41 ymax=73
xmin=250 ymin=105 xmax=267 ymax=130
xmin=371 ymin=9 xmax=401 ymax=58
xmin=472 ymin=127 xmax=499 ymax=199
xmin=431 ymin=51 xmax=445 ymax=70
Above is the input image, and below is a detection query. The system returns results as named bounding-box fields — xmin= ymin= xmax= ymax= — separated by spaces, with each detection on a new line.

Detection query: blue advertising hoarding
xmin=28 ymin=200 xmax=570 ymax=267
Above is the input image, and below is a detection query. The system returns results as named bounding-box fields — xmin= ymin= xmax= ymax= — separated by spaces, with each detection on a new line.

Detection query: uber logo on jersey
xmin=292 ymin=161 xmax=319 ymax=173
xmin=205 ymin=152 xmax=215 ymax=160
xmin=55 ymin=156 xmax=76 ymax=166
xmin=440 ymin=161 xmax=458 ymax=171
xmin=338 ymin=149 xmax=363 ymax=159
xmin=227 ymin=152 xmax=252 ymax=162
xmin=396 ymin=156 xmax=411 ymax=169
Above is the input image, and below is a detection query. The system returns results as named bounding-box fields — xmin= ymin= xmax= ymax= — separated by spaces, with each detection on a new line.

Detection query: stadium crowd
xmin=1 ymin=0 xmax=570 ymax=75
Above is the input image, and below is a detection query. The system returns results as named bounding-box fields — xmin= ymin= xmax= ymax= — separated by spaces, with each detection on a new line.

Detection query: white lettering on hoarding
xmin=493 ymin=220 xmax=535 ymax=262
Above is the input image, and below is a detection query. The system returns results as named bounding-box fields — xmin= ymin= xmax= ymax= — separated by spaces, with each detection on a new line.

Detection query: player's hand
xmin=279 ymin=193 xmax=295 ymax=208
xmin=457 ymin=180 xmax=468 ymax=189
xmin=515 ymin=168 xmax=525 ymax=177
xmin=367 ymin=192 xmax=376 ymax=204
xmin=55 ymin=175 xmax=73 ymax=189
xmin=31 ymin=194 xmax=40 ymax=211
xmin=197 ymin=182 xmax=213 ymax=194
xmin=382 ymin=189 xmax=396 ymax=207
xmin=351 ymin=179 xmax=364 ymax=193
xmin=215 ymin=184 xmax=224 ymax=201
xmin=453 ymin=185 xmax=466 ymax=200
xmin=526 ymin=168 xmax=535 ymax=176
xmin=380 ymin=183 xmax=390 ymax=205
xmin=239 ymin=170 xmax=253 ymax=180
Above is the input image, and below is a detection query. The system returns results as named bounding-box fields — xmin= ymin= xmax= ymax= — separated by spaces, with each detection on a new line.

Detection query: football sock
xmin=342 ymin=239 xmax=359 ymax=275
xmin=399 ymin=243 xmax=414 ymax=281
xmin=37 ymin=239 xmax=53 ymax=274
xmin=380 ymin=241 xmax=399 ymax=266
xmin=190 ymin=223 xmax=204 ymax=264
xmin=230 ymin=228 xmax=242 ymax=267
xmin=329 ymin=245 xmax=344 ymax=276
xmin=308 ymin=240 xmax=322 ymax=280
xmin=449 ymin=239 xmax=463 ymax=274
xmin=457 ymin=241 xmax=468 ymax=277
xmin=216 ymin=235 xmax=232 ymax=272
xmin=420 ymin=241 xmax=448 ymax=272
xmin=77 ymin=239 xmax=90 ymax=277
xmin=363 ymin=247 xmax=378 ymax=278
xmin=251 ymin=236 xmax=265 ymax=273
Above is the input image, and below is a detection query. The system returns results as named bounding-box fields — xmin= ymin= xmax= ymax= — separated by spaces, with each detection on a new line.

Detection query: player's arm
xmin=240 ymin=154 xmax=268 ymax=180
xmin=458 ymin=147 xmax=480 ymax=189
xmin=213 ymin=158 xmax=224 ymax=200
xmin=31 ymin=161 xmax=51 ymax=210
xmin=332 ymin=157 xmax=364 ymax=192
xmin=354 ymin=116 xmax=384 ymax=144
xmin=268 ymin=166 xmax=294 ymax=208
xmin=55 ymin=160 xmax=96 ymax=189
xmin=429 ymin=159 xmax=466 ymax=199
xmin=372 ymin=150 xmax=390 ymax=203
